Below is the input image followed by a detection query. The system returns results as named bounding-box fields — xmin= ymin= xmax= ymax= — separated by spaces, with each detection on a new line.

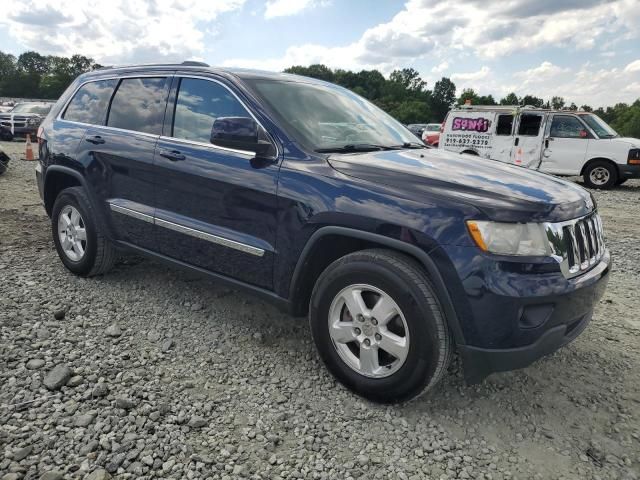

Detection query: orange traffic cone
xmin=22 ymin=134 xmax=35 ymax=161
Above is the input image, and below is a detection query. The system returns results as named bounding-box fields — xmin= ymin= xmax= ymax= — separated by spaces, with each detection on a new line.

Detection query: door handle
xmin=85 ymin=135 xmax=105 ymax=145
xmin=159 ymin=149 xmax=185 ymax=161
xmin=514 ymin=137 xmax=519 ymax=146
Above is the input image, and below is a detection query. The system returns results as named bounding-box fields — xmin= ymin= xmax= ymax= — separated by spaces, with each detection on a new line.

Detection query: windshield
xmin=11 ymin=104 xmax=52 ymax=115
xmin=580 ymin=114 xmax=617 ymax=138
xmin=426 ymin=124 xmax=440 ymax=131
xmin=243 ymin=78 xmax=418 ymax=151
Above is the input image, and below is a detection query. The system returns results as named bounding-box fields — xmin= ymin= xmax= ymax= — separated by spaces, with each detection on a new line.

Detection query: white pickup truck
xmin=439 ymin=105 xmax=640 ymax=189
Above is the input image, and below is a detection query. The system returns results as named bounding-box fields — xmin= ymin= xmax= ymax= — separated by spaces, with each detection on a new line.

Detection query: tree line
xmin=1 ymin=51 xmax=638 ymax=138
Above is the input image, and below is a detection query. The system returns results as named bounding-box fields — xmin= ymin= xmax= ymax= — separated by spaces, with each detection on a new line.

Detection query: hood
xmin=328 ymin=148 xmax=595 ymax=223
xmin=611 ymin=137 xmax=640 ymax=148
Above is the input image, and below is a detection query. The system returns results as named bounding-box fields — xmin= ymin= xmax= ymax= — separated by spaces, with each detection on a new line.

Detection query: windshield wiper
xmin=315 ymin=143 xmax=400 ymax=153
xmin=391 ymin=142 xmax=426 ymax=149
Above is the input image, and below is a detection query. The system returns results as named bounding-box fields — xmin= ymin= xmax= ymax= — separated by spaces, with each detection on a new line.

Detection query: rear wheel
xmin=583 ymin=161 xmax=618 ymax=189
xmin=309 ymin=249 xmax=452 ymax=403
xmin=51 ymin=187 xmax=116 ymax=276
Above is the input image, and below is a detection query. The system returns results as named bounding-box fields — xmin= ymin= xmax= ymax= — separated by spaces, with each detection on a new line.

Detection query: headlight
xmin=466 ymin=220 xmax=550 ymax=256
xmin=28 ymin=117 xmax=41 ymax=126
xmin=628 ymin=148 xmax=640 ymax=165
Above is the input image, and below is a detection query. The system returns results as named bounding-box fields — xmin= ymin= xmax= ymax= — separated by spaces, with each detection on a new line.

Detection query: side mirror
xmin=210 ymin=117 xmax=275 ymax=157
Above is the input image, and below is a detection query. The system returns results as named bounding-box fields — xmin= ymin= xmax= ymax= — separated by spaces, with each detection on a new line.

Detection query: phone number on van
xmin=443 ymin=133 xmax=491 ymax=150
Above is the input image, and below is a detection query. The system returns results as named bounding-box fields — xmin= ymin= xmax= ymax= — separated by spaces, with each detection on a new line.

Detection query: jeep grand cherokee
xmin=36 ymin=62 xmax=610 ymax=403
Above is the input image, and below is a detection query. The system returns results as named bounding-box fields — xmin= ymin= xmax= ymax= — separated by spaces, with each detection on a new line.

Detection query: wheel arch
xmin=44 ymin=166 xmax=85 ymax=216
xmin=580 ymin=157 xmax=619 ymax=176
xmin=288 ymin=226 xmax=465 ymax=345
xmin=460 ymin=149 xmax=479 ymax=156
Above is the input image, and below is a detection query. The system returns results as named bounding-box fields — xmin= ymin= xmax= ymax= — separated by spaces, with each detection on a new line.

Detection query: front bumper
xmin=438 ymin=245 xmax=611 ymax=384
xmin=619 ymin=163 xmax=640 ymax=179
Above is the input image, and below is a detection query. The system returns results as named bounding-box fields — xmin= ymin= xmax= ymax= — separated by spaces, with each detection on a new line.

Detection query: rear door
xmin=539 ymin=114 xmax=590 ymax=175
xmin=511 ymin=112 xmax=546 ymax=168
xmin=490 ymin=113 xmax=514 ymax=163
xmin=153 ymin=74 xmax=280 ymax=289
xmin=74 ymin=74 xmax=171 ymax=250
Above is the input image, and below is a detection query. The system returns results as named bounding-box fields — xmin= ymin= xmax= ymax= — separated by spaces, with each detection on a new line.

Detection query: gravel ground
xmin=1 ymin=139 xmax=639 ymax=480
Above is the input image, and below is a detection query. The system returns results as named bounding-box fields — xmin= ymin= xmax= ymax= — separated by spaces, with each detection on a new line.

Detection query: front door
xmin=153 ymin=75 xmax=280 ymax=289
xmin=511 ymin=112 xmax=546 ymax=169
xmin=73 ymin=75 xmax=171 ymax=250
xmin=539 ymin=114 xmax=590 ymax=175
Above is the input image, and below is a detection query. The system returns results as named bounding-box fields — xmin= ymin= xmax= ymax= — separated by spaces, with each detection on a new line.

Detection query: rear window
xmin=63 ymin=80 xmax=117 ymax=125
xmin=107 ymin=77 xmax=168 ymax=135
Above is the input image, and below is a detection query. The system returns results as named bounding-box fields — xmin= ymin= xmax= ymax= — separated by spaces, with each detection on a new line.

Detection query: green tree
xmin=431 ymin=77 xmax=456 ymax=121
xmin=521 ymin=95 xmax=545 ymax=108
xmin=500 ymin=92 xmax=520 ymax=105
xmin=550 ymin=96 xmax=565 ymax=109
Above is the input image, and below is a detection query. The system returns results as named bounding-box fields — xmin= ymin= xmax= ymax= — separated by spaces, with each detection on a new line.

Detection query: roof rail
xmin=181 ymin=61 xmax=210 ymax=67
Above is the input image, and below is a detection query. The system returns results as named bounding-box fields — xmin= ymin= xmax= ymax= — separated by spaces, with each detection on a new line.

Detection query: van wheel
xmin=51 ymin=187 xmax=116 ymax=276
xmin=461 ymin=150 xmax=478 ymax=156
xmin=309 ymin=249 xmax=453 ymax=403
xmin=583 ymin=161 xmax=617 ymax=189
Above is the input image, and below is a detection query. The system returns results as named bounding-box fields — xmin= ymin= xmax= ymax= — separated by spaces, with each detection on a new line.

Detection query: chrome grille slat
xmin=545 ymin=212 xmax=604 ymax=279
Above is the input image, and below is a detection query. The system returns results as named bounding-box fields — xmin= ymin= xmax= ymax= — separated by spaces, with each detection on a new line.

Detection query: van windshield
xmin=580 ymin=114 xmax=618 ymax=138
xmin=243 ymin=78 xmax=418 ymax=152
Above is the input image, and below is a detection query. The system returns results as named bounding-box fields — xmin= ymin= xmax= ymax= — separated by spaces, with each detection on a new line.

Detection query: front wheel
xmin=309 ymin=249 xmax=453 ymax=403
xmin=583 ymin=161 xmax=618 ymax=189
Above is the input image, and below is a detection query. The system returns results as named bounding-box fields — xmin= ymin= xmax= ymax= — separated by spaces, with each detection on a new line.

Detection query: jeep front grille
xmin=545 ymin=212 xmax=605 ymax=278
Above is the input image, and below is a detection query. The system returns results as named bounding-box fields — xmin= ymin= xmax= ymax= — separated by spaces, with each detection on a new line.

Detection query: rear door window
xmin=517 ymin=114 xmax=543 ymax=136
xmin=172 ymin=77 xmax=250 ymax=144
xmin=63 ymin=79 xmax=117 ymax=125
xmin=107 ymin=77 xmax=168 ymax=135
xmin=496 ymin=114 xmax=513 ymax=135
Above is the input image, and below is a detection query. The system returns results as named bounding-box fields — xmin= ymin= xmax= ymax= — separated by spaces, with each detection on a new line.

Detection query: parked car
xmin=439 ymin=105 xmax=640 ymax=189
xmin=0 ymin=144 xmax=9 ymax=175
xmin=406 ymin=123 xmax=428 ymax=138
xmin=0 ymin=102 xmax=53 ymax=140
xmin=37 ymin=63 xmax=610 ymax=403
xmin=421 ymin=123 xmax=442 ymax=146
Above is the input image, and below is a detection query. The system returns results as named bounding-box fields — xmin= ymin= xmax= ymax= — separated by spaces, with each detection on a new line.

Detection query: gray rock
xmin=188 ymin=416 xmax=207 ymax=428
xmin=53 ymin=309 xmax=66 ymax=320
xmin=2 ymin=474 xmax=22 ymax=480
xmin=92 ymin=383 xmax=109 ymax=398
xmin=105 ymin=324 xmax=122 ymax=337
xmin=13 ymin=445 xmax=32 ymax=461
xmin=40 ymin=472 xmax=64 ymax=480
xmin=43 ymin=365 xmax=72 ymax=390
xmin=84 ymin=469 xmax=112 ymax=480
xmin=105 ymin=453 xmax=126 ymax=473
xmin=161 ymin=339 xmax=174 ymax=352
xmin=26 ymin=358 xmax=45 ymax=370
xmin=115 ymin=397 xmax=136 ymax=409
xmin=147 ymin=330 xmax=161 ymax=342
xmin=67 ymin=375 xmax=83 ymax=387
xmin=74 ymin=413 xmax=96 ymax=427
xmin=80 ymin=440 xmax=99 ymax=455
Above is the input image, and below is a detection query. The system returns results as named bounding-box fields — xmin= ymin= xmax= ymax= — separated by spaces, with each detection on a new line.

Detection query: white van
xmin=439 ymin=105 xmax=640 ymax=189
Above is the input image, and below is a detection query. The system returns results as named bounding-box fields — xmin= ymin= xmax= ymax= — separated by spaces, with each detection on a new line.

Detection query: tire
xmin=0 ymin=130 xmax=12 ymax=141
xmin=461 ymin=150 xmax=478 ymax=156
xmin=309 ymin=249 xmax=453 ymax=403
xmin=583 ymin=161 xmax=618 ymax=189
xmin=51 ymin=186 xmax=116 ymax=276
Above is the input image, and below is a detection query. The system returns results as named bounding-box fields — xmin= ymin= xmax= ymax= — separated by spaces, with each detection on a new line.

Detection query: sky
xmin=1 ymin=0 xmax=639 ymax=107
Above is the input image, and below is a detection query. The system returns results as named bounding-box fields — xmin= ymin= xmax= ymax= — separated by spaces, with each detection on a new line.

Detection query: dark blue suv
xmin=36 ymin=62 xmax=610 ymax=403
